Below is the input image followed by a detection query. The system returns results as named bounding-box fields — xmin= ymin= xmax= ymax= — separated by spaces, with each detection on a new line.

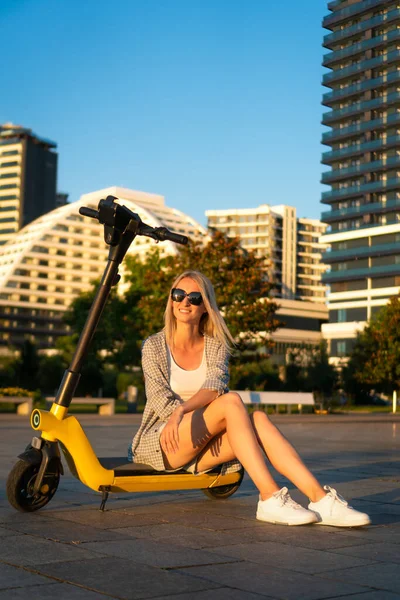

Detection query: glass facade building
xmin=320 ymin=0 xmax=400 ymax=362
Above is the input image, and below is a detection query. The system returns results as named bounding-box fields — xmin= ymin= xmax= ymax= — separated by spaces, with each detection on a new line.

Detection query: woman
xmin=129 ymin=270 xmax=370 ymax=527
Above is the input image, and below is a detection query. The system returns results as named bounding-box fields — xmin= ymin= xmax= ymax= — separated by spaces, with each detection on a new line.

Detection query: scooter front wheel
xmin=6 ymin=460 xmax=60 ymax=512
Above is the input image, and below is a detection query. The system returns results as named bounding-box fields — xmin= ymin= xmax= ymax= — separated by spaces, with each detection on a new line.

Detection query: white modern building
xmin=0 ymin=186 xmax=207 ymax=349
xmin=206 ymin=204 xmax=328 ymax=303
xmin=206 ymin=204 xmax=329 ymax=361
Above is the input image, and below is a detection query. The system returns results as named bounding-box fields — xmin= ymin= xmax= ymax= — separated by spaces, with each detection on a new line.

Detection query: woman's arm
xmin=142 ymin=337 xmax=183 ymax=421
xmin=161 ymin=341 xmax=230 ymax=454
xmin=160 ymin=390 xmax=217 ymax=455
xmin=201 ymin=339 xmax=230 ymax=395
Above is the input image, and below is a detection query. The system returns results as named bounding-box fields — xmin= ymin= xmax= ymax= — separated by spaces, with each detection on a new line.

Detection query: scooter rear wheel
xmin=6 ymin=460 xmax=60 ymax=512
xmin=202 ymin=467 xmax=244 ymax=500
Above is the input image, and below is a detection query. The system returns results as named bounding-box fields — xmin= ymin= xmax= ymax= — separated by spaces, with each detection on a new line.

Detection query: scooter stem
xmin=53 ymin=259 xmax=120 ymax=409
xmin=52 ymin=197 xmax=140 ymax=412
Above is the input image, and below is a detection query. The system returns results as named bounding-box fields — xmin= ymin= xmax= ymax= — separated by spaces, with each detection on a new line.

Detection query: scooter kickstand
xmin=99 ymin=486 xmax=111 ymax=511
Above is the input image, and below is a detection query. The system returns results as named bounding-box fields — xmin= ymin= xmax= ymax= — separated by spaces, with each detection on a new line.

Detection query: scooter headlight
xmin=31 ymin=410 xmax=41 ymax=429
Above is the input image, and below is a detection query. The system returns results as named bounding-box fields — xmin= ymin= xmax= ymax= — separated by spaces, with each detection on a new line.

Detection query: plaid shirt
xmin=128 ymin=330 xmax=242 ymax=474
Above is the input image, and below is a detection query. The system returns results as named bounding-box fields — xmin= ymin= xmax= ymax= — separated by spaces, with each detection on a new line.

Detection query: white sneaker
xmin=256 ymin=487 xmax=318 ymax=526
xmin=308 ymin=486 xmax=371 ymax=527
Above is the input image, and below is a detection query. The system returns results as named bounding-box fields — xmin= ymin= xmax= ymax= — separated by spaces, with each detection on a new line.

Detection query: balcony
xmin=327 ymin=0 xmax=344 ymax=9
xmin=323 ymin=50 xmax=400 ymax=87
xmin=321 ymin=198 xmax=400 ymax=221
xmin=322 ymin=70 xmax=400 ymax=106
xmin=322 ymin=241 xmax=400 ymax=263
xmin=323 ymin=9 xmax=400 ymax=47
xmin=323 ymin=28 xmax=400 ymax=67
xmin=321 ymin=134 xmax=400 ymax=163
xmin=321 ymin=177 xmax=400 ymax=203
xmin=322 ymin=262 xmax=400 ymax=283
xmin=322 ymin=92 xmax=400 ymax=125
xmin=322 ymin=157 xmax=400 ymax=184
xmin=322 ymin=113 xmax=400 ymax=145
xmin=323 ymin=0 xmax=389 ymax=29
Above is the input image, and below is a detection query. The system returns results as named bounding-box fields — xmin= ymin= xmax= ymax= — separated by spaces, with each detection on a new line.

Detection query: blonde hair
xmin=164 ymin=270 xmax=234 ymax=351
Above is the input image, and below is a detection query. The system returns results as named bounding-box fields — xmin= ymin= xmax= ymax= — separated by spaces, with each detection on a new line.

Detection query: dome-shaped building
xmin=0 ymin=187 xmax=207 ymax=349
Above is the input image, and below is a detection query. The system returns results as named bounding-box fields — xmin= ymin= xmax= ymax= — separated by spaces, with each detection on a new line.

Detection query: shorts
xmin=158 ymin=422 xmax=214 ymax=475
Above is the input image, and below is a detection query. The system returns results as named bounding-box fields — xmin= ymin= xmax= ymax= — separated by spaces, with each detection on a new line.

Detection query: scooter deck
xmin=98 ymin=457 xmax=221 ymax=477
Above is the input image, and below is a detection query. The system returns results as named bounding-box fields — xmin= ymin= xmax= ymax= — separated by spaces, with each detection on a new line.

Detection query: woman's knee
xmin=217 ymin=391 xmax=244 ymax=409
xmin=250 ymin=409 xmax=271 ymax=428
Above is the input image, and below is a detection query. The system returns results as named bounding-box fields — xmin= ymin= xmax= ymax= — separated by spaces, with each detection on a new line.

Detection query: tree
xmin=0 ymin=354 xmax=18 ymax=387
xmin=58 ymin=230 xmax=281 ymax=393
xmin=124 ymin=230 xmax=281 ymax=354
xmin=15 ymin=339 xmax=40 ymax=391
xmin=284 ymin=342 xmax=337 ymax=401
xmin=346 ymin=296 xmax=400 ymax=396
xmin=62 ymin=283 xmax=136 ymax=369
xmin=229 ymin=358 xmax=282 ymax=391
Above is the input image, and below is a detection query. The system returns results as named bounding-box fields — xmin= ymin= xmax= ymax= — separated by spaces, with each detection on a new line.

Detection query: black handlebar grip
xmin=169 ymin=232 xmax=189 ymax=245
xmin=157 ymin=228 xmax=189 ymax=245
xmin=79 ymin=207 xmax=99 ymax=219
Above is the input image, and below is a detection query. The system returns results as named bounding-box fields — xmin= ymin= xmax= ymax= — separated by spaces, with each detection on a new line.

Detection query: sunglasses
xmin=171 ymin=288 xmax=203 ymax=306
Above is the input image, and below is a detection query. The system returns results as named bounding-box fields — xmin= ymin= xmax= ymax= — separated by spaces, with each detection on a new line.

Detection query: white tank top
xmin=167 ymin=345 xmax=207 ymax=401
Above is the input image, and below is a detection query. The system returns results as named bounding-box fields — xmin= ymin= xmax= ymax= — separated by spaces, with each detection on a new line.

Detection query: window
xmin=338 ymin=309 xmax=347 ymax=322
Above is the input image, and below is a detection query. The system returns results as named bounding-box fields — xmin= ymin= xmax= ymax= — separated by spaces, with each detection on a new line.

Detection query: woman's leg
xmin=250 ymin=411 xmax=325 ymax=502
xmin=162 ymin=392 xmax=280 ymax=500
xmin=190 ymin=410 xmax=325 ymax=502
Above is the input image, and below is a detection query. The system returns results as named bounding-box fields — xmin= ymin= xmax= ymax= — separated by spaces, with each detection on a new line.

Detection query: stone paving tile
xmin=158 ymin=588 xmax=274 ymax=599
xmin=0 ymin=534 xmax=105 ymax=566
xmin=41 ymin=508 xmax=170 ymax=529
xmin=115 ymin=500 xmax=257 ymax=520
xmin=328 ymin=542 xmax=400 ymax=564
xmin=332 ymin=524 xmax=400 ymax=544
xmin=107 ymin=501 xmax=261 ymax=530
xmin=110 ymin=521 xmax=376 ymax=552
xmin=0 ymin=563 xmax=54 ymax=590
xmin=1 ymin=517 xmax=131 ymax=543
xmin=177 ymin=561 xmax=368 ymax=599
xmin=36 ymin=556 xmax=221 ymax=599
xmin=316 ymin=562 xmax=400 ymax=595
xmin=159 ymin=509 xmax=259 ymax=531
xmin=206 ymin=540 xmax=377 ymax=575
xmin=0 ymin=526 xmax=23 ymax=538
xmin=82 ymin=537 xmax=240 ymax=569
xmin=327 ymin=593 xmax=400 ymax=600
xmin=0 ymin=582 xmax=116 ymax=599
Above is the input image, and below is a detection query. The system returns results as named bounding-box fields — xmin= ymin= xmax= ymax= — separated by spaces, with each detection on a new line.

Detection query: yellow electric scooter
xmin=6 ymin=196 xmax=244 ymax=513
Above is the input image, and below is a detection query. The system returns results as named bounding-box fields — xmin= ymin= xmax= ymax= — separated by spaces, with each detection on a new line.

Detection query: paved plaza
xmin=0 ymin=413 xmax=400 ymax=599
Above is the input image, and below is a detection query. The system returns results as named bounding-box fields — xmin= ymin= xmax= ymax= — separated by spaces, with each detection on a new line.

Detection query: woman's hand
xmin=160 ymin=405 xmax=184 ymax=454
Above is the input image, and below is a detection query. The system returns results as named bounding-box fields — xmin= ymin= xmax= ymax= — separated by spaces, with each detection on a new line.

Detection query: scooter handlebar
xmin=152 ymin=227 xmax=188 ymax=246
xmin=79 ymin=207 xmax=99 ymax=220
xmin=79 ymin=201 xmax=189 ymax=246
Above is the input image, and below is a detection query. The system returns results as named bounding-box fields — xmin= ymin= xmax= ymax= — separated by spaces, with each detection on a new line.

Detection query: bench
xmin=45 ymin=397 xmax=115 ymax=415
xmin=0 ymin=396 xmax=33 ymax=415
xmin=232 ymin=391 xmax=315 ymax=414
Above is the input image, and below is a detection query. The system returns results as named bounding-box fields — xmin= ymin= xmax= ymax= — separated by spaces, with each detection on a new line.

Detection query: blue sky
xmin=1 ymin=0 xmax=328 ymax=227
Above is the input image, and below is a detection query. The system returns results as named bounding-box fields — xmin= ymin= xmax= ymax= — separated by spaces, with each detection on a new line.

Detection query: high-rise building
xmin=320 ymin=0 xmax=400 ymax=363
xmin=206 ymin=204 xmax=328 ymax=363
xmin=0 ymin=123 xmax=58 ymax=246
xmin=206 ymin=204 xmax=328 ymax=302
xmin=0 ymin=187 xmax=207 ymax=349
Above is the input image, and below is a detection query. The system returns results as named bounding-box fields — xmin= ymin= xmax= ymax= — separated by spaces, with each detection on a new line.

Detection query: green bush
xmin=0 ymin=387 xmax=34 ymax=397
xmin=229 ymin=359 xmax=282 ymax=391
